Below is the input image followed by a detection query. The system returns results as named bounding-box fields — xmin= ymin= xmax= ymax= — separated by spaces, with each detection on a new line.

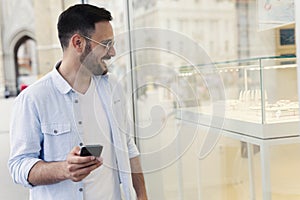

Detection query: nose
xmin=108 ymin=46 xmax=116 ymax=57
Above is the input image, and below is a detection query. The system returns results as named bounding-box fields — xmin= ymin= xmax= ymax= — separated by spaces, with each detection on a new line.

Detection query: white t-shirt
xmin=77 ymin=79 xmax=121 ymax=200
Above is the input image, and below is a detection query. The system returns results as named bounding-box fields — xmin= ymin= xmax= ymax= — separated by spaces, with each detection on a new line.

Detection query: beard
xmin=80 ymin=42 xmax=109 ymax=76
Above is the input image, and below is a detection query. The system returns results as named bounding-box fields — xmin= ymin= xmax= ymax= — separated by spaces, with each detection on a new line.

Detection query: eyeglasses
xmin=81 ymin=35 xmax=115 ymax=51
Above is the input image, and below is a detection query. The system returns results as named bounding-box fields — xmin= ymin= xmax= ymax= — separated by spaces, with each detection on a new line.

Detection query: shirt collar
xmin=51 ymin=61 xmax=110 ymax=94
xmin=51 ymin=61 xmax=73 ymax=94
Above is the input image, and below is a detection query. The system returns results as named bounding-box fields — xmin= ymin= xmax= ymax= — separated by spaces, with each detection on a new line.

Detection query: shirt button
xmin=53 ymin=130 xmax=58 ymax=134
xmin=79 ymin=188 xmax=83 ymax=192
xmin=78 ymin=121 xmax=82 ymax=125
xmin=74 ymin=99 xmax=78 ymax=103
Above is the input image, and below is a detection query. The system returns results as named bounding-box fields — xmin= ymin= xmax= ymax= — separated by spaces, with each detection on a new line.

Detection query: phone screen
xmin=80 ymin=145 xmax=103 ymax=157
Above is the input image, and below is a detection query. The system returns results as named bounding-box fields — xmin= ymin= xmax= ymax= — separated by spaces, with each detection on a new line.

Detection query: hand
xmin=64 ymin=146 xmax=103 ymax=182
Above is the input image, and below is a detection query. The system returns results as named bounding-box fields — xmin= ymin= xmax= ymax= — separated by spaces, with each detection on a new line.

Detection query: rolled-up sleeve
xmin=125 ymin=113 xmax=140 ymax=159
xmin=8 ymin=93 xmax=43 ymax=188
xmin=127 ymin=136 xmax=140 ymax=159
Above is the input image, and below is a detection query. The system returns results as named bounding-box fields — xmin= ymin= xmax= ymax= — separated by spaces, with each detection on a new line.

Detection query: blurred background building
xmin=0 ymin=0 xmax=295 ymax=96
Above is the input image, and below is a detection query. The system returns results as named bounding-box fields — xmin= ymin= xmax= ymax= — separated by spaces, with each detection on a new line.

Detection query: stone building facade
xmin=0 ymin=0 xmax=80 ymax=96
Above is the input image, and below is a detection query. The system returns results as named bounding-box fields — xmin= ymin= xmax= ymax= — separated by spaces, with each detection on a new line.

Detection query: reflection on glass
xmin=128 ymin=0 xmax=298 ymax=199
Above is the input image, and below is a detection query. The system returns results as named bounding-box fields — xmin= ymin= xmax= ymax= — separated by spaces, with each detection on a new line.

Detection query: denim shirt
xmin=8 ymin=65 xmax=139 ymax=200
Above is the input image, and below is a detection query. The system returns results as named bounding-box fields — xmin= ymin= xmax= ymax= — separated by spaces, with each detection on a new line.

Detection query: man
xmin=8 ymin=4 xmax=147 ymax=200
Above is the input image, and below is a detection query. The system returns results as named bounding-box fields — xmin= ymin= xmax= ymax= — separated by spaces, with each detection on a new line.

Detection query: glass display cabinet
xmin=176 ymin=55 xmax=299 ymax=139
xmin=175 ymin=56 xmax=300 ymax=200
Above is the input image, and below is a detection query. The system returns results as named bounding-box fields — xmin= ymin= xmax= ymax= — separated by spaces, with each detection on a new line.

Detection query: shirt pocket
xmin=41 ymin=123 xmax=72 ymax=161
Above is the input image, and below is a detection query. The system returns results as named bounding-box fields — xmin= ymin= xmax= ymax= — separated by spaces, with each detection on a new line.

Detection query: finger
xmin=70 ymin=146 xmax=81 ymax=155
xmin=70 ymin=173 xmax=89 ymax=182
xmin=96 ymin=156 xmax=103 ymax=163
xmin=77 ymin=159 xmax=101 ymax=170
xmin=68 ymin=155 xmax=97 ymax=165
xmin=68 ymin=159 xmax=102 ymax=172
xmin=70 ymin=162 xmax=102 ymax=181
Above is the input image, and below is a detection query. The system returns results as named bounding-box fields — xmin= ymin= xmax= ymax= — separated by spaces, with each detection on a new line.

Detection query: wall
xmin=1 ymin=0 xmax=35 ymax=95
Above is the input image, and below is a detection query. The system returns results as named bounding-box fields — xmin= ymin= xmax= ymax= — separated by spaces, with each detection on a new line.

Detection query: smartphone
xmin=80 ymin=144 xmax=103 ymax=157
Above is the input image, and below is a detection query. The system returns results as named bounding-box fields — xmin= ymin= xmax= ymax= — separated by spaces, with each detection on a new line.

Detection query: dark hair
xmin=57 ymin=4 xmax=112 ymax=50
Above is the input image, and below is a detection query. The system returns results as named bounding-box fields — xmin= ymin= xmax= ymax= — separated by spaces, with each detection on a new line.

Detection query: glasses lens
xmin=106 ymin=40 xmax=115 ymax=49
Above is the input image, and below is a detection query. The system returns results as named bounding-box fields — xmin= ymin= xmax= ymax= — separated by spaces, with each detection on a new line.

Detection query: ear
xmin=70 ymin=34 xmax=85 ymax=52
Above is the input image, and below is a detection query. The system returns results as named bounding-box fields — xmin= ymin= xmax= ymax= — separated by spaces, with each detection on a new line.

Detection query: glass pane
xmin=268 ymin=143 xmax=300 ymax=199
xmin=130 ymin=0 xmax=297 ymax=199
xmin=86 ymin=0 xmax=130 ymax=78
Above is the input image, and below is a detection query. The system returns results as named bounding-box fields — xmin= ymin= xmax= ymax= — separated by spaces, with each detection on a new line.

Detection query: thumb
xmin=71 ymin=146 xmax=81 ymax=156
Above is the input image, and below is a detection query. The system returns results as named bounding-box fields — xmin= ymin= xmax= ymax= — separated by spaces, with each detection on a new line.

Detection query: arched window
xmin=14 ymin=36 xmax=37 ymax=92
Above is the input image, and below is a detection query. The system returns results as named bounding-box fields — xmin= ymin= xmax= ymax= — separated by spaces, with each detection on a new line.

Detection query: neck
xmin=58 ymin=59 xmax=92 ymax=94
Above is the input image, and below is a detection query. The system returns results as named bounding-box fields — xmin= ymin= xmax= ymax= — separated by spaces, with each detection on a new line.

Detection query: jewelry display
xmin=177 ymin=56 xmax=299 ymax=138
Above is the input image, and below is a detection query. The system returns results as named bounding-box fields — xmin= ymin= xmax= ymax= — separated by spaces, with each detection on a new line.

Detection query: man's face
xmin=80 ymin=21 xmax=115 ymax=76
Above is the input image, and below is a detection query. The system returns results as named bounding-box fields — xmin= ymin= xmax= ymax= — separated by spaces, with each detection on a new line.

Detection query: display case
xmin=175 ymin=56 xmax=299 ymax=139
xmin=174 ymin=56 xmax=300 ymax=200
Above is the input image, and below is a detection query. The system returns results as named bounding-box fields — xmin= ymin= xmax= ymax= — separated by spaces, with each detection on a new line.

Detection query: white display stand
xmin=176 ymin=108 xmax=300 ymax=200
xmin=178 ymin=107 xmax=299 ymax=139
